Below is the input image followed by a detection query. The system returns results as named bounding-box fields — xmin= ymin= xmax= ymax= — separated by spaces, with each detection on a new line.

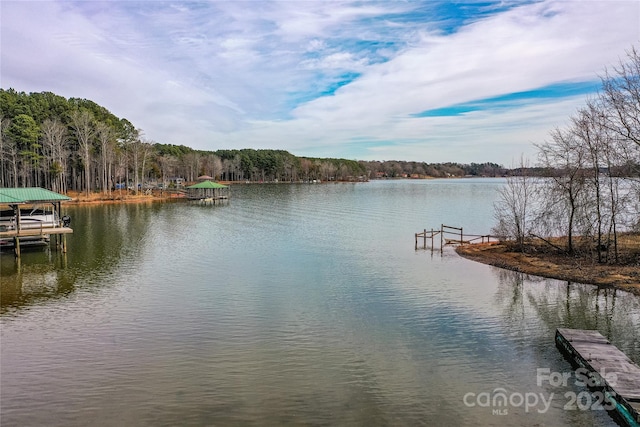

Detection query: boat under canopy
xmin=0 ymin=187 xmax=72 ymax=251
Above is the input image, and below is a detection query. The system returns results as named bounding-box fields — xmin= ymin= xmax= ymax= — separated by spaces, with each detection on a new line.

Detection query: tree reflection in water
xmin=0 ymin=251 xmax=77 ymax=314
xmin=0 ymin=203 xmax=157 ymax=315
xmin=493 ymin=268 xmax=640 ymax=363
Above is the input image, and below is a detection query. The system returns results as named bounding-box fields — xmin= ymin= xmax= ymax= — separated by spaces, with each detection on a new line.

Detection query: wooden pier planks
xmin=0 ymin=227 xmax=73 ymax=238
xmin=556 ymin=328 xmax=640 ymax=425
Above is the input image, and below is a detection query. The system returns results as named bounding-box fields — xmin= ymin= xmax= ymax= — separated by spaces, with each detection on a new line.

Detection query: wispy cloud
xmin=413 ymin=81 xmax=602 ymax=117
xmin=1 ymin=0 xmax=638 ymax=164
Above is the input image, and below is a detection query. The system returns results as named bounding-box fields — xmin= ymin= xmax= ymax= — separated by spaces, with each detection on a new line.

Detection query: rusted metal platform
xmin=556 ymin=328 xmax=640 ymax=426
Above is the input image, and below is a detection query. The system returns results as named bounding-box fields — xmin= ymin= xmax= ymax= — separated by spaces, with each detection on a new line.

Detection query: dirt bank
xmin=64 ymin=191 xmax=183 ymax=205
xmin=456 ymin=242 xmax=640 ymax=296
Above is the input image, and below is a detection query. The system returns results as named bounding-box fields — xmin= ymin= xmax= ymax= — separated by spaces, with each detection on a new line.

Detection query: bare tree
xmin=492 ymin=157 xmax=536 ymax=250
xmin=139 ymin=139 xmax=153 ymax=188
xmin=183 ymin=152 xmax=200 ymax=182
xmin=536 ymin=127 xmax=588 ymax=254
xmin=157 ymin=154 xmax=177 ymax=189
xmin=320 ymin=162 xmax=336 ymax=181
xmin=41 ymin=118 xmax=69 ymax=193
xmin=114 ymin=146 xmax=128 ymax=194
xmin=95 ymin=122 xmax=116 ymax=195
xmin=572 ymin=104 xmax=606 ymax=259
xmin=128 ymin=129 xmax=147 ymax=194
xmin=69 ymin=110 xmax=95 ymax=196
xmin=573 ymin=101 xmax=631 ymax=262
xmin=200 ymin=153 xmax=222 ymax=179
xmin=600 ymin=47 xmax=640 ymax=233
xmin=600 ymin=46 xmax=640 ymax=149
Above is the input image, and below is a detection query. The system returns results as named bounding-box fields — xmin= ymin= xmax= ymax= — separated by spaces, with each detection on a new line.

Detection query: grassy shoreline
xmin=456 ymin=241 xmax=640 ymax=296
xmin=64 ymin=190 xmax=187 ymax=205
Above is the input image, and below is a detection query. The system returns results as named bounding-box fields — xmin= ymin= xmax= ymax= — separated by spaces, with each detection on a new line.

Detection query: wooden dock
xmin=0 ymin=227 xmax=73 ymax=239
xmin=0 ymin=227 xmax=73 ymax=256
xmin=555 ymin=328 xmax=640 ymax=426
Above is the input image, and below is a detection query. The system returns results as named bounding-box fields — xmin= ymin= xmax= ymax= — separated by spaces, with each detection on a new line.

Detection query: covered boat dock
xmin=185 ymin=180 xmax=230 ymax=203
xmin=0 ymin=187 xmax=73 ymax=256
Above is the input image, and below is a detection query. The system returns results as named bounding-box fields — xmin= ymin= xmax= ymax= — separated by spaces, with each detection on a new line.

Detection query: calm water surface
xmin=1 ymin=179 xmax=639 ymax=426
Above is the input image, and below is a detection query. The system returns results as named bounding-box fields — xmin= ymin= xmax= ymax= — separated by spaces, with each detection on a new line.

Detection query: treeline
xmin=153 ymin=145 xmax=369 ymax=183
xmin=493 ymin=46 xmax=640 ymax=264
xmin=360 ymin=160 xmax=506 ymax=178
xmin=0 ymin=88 xmax=373 ymax=193
xmin=0 ymin=88 xmax=512 ymax=194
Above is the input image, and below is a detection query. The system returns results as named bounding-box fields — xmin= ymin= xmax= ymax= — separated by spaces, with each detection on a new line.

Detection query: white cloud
xmin=1 ymin=0 xmax=639 ymax=164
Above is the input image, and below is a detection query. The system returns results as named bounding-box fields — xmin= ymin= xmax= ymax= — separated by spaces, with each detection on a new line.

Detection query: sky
xmin=1 ymin=1 xmax=639 ymax=165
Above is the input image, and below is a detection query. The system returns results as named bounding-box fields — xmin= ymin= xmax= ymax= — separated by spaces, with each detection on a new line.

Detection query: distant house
xmin=167 ymin=177 xmax=185 ymax=188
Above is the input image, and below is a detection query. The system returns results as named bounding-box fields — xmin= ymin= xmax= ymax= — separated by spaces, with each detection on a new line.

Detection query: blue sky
xmin=1 ymin=1 xmax=639 ymax=165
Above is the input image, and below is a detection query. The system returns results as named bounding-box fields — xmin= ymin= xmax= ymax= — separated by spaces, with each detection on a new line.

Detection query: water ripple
xmin=1 ymin=180 xmax=636 ymax=427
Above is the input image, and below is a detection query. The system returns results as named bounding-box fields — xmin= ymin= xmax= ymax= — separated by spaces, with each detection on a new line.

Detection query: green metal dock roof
xmin=186 ymin=181 xmax=228 ymax=189
xmin=0 ymin=188 xmax=71 ymax=204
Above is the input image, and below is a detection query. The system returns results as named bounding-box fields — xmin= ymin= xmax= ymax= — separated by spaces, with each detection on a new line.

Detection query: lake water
xmin=1 ymin=179 xmax=639 ymax=427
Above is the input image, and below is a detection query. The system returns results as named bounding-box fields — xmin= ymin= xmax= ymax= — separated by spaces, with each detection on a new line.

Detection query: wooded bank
xmin=1 ymin=88 xmax=513 ymax=195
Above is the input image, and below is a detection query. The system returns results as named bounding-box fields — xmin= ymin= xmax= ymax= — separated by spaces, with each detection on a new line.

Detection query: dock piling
xmin=414 ymin=225 xmax=499 ymax=251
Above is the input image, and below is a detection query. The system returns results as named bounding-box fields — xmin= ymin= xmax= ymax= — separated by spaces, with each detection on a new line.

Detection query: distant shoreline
xmin=60 ymin=179 xmax=391 ymax=204
xmin=63 ymin=176 xmax=503 ymax=204
xmin=65 ymin=193 xmax=181 ymax=205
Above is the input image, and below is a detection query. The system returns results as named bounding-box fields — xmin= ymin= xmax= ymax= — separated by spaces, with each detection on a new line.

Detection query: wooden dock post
xmin=416 ymin=225 xmax=499 ymax=250
xmin=415 ymin=229 xmax=443 ymax=251
xmin=0 ymin=228 xmax=73 ymax=257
